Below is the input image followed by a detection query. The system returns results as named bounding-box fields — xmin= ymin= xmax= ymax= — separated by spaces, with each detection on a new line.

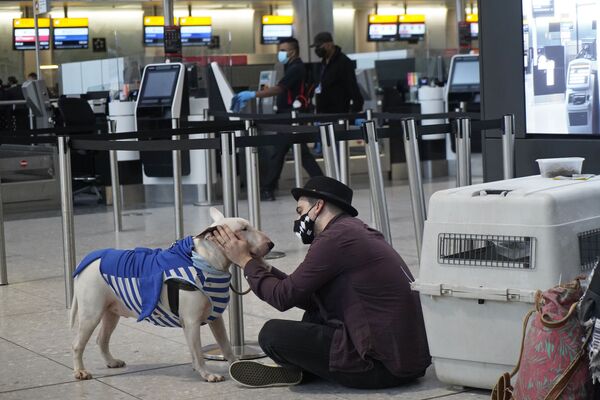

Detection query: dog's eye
xmin=242 ymin=227 xmax=248 ymax=231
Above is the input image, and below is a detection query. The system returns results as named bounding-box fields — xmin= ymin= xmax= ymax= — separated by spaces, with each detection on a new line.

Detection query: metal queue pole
xmin=245 ymin=123 xmax=261 ymax=228
xmin=291 ymin=110 xmax=303 ymax=188
xmin=365 ymin=109 xmax=377 ymax=226
xmin=0 ymin=180 xmax=7 ymax=286
xmin=107 ymin=119 xmax=123 ymax=232
xmin=58 ymin=136 xmax=76 ymax=307
xmin=402 ymin=118 xmax=427 ymax=260
xmin=363 ymin=121 xmax=392 ymax=245
xmin=195 ymin=108 xmax=216 ymax=206
xmin=338 ymin=119 xmax=350 ymax=185
xmin=455 ymin=118 xmax=472 ymax=187
xmin=318 ymin=124 xmax=341 ymax=180
xmin=502 ymin=114 xmax=516 ymax=180
xmin=203 ymin=131 xmax=264 ymax=361
xmin=172 ymin=118 xmax=184 ymax=239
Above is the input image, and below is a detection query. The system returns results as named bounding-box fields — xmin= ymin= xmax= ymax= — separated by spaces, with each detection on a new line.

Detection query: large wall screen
xmin=523 ymin=0 xmax=599 ymax=134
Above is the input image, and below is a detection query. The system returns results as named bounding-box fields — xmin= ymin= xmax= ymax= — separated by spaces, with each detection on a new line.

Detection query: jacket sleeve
xmin=243 ymin=237 xmax=341 ymax=312
xmin=345 ymin=59 xmax=364 ymax=112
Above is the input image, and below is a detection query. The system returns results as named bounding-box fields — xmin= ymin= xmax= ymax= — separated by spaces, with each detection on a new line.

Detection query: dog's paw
xmin=74 ymin=369 xmax=93 ymax=380
xmin=203 ymin=373 xmax=225 ymax=382
xmin=107 ymin=359 xmax=126 ymax=368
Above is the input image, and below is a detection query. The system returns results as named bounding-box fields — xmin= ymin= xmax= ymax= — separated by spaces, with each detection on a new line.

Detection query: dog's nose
xmin=268 ymin=242 xmax=274 ymax=250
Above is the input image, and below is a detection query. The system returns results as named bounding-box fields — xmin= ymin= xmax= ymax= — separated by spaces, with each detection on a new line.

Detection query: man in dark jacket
xmin=312 ymin=32 xmax=364 ymax=114
xmin=209 ymin=176 xmax=431 ymax=389
xmin=231 ymin=38 xmax=323 ymax=201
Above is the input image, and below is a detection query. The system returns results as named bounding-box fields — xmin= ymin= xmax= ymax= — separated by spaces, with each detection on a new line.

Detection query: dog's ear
xmin=196 ymin=226 xmax=218 ymax=239
xmin=209 ymin=207 xmax=224 ymax=223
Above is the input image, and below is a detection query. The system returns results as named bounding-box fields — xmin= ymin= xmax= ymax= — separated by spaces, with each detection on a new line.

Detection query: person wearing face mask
xmin=208 ymin=176 xmax=431 ymax=390
xmin=310 ymin=32 xmax=363 ymax=114
xmin=231 ymin=37 xmax=322 ymax=201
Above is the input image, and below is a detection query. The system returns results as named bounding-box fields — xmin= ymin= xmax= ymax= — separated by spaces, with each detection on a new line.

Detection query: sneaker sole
xmin=229 ymin=361 xmax=302 ymax=388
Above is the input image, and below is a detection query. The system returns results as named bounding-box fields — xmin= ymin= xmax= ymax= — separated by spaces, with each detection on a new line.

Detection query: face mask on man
xmin=315 ymin=46 xmax=327 ymax=59
xmin=293 ymin=203 xmax=320 ymax=244
xmin=277 ymin=50 xmax=289 ymax=64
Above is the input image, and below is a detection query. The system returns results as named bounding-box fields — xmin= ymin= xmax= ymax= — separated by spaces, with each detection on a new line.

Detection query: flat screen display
xmin=144 ymin=26 xmax=164 ymax=46
xmin=398 ymin=23 xmax=426 ymax=39
xmin=139 ymin=66 xmax=180 ymax=105
xmin=53 ymin=27 xmax=88 ymax=49
xmin=181 ymin=25 xmax=212 ymax=46
xmin=13 ymin=28 xmax=50 ymax=50
xmin=449 ymin=58 xmax=480 ymax=90
xmin=470 ymin=22 xmax=479 ymax=38
xmin=367 ymin=23 xmax=398 ymax=41
xmin=522 ymin=0 xmax=598 ymax=134
xmin=261 ymin=24 xmax=293 ymax=45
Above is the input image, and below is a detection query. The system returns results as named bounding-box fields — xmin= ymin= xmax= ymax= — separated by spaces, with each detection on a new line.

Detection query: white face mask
xmin=277 ymin=50 xmax=289 ymax=64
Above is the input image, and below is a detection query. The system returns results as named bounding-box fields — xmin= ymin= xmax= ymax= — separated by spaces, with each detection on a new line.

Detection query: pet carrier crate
xmin=411 ymin=175 xmax=600 ymax=389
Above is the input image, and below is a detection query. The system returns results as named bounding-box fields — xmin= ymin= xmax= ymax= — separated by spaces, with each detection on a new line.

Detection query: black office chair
xmin=57 ymin=96 xmax=104 ymax=202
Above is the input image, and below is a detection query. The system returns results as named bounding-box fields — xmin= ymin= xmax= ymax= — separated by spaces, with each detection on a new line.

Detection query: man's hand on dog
xmin=208 ymin=225 xmax=253 ymax=268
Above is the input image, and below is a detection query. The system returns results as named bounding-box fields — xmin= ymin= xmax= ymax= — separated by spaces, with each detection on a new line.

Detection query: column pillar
xmin=292 ymin=0 xmax=333 ymax=63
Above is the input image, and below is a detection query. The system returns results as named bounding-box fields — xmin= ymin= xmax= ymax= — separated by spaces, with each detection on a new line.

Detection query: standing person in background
xmin=310 ymin=32 xmax=364 ymax=154
xmin=27 ymin=72 xmax=38 ymax=81
xmin=231 ymin=37 xmax=323 ymax=201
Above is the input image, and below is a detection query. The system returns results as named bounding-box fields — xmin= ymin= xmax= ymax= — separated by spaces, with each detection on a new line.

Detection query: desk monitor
xmin=447 ymin=55 xmax=480 ymax=93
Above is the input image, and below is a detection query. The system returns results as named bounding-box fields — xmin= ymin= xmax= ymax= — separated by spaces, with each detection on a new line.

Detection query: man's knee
xmin=258 ymin=319 xmax=287 ymax=352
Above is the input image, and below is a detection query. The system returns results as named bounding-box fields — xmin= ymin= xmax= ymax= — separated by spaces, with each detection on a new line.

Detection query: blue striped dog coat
xmin=73 ymin=236 xmax=231 ymax=327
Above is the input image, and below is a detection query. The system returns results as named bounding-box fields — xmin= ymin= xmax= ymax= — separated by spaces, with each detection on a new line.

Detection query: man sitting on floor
xmin=209 ymin=176 xmax=431 ymax=389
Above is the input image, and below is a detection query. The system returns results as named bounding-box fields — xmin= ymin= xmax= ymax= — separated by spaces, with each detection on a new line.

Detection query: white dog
xmin=70 ymin=207 xmax=273 ymax=382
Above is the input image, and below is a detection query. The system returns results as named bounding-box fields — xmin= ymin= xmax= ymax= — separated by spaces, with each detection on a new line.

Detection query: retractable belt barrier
xmin=0 ymin=113 xmax=514 ymax=358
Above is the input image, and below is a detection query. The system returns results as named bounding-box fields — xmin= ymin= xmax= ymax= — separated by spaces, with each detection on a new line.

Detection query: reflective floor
xmin=0 ymin=173 xmax=490 ymax=399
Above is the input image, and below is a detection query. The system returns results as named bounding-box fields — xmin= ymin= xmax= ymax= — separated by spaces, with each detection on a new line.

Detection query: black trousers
xmin=257 ymin=316 xmax=421 ymax=389
xmin=260 ymin=143 xmax=323 ymax=192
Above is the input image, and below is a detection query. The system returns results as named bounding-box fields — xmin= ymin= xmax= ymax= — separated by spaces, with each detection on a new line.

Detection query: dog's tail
xmin=69 ymin=292 xmax=78 ymax=329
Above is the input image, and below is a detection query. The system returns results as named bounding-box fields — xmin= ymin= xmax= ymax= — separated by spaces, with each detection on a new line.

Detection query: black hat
xmin=310 ymin=32 xmax=334 ymax=48
xmin=291 ymin=176 xmax=358 ymax=217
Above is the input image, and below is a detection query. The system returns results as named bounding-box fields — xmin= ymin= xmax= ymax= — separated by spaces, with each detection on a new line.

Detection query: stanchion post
xmin=338 ymin=119 xmax=350 ymax=185
xmin=402 ymin=118 xmax=427 ymax=260
xmin=502 ymin=114 xmax=516 ymax=180
xmin=0 ymin=179 xmax=7 ymax=286
xmin=203 ymin=108 xmax=215 ymax=204
xmin=455 ymin=118 xmax=467 ymax=187
xmin=319 ymin=124 xmax=340 ymax=180
xmin=107 ymin=119 xmax=123 ymax=232
xmin=365 ymin=109 xmax=377 ymax=225
xmin=326 ymin=123 xmax=341 ymax=180
xmin=366 ymin=108 xmax=373 ymax=121
xmin=172 ymin=118 xmax=184 ymax=239
xmin=245 ymin=123 xmax=261 ymax=229
xmin=291 ymin=110 xmax=303 ymax=188
xmin=363 ymin=121 xmax=392 ymax=245
xmin=216 ymin=131 xmax=264 ymax=360
xmin=58 ymin=135 xmax=76 ymax=307
xmin=462 ymin=118 xmax=472 ymax=186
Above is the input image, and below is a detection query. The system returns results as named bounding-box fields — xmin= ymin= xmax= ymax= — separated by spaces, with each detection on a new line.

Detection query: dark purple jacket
xmin=244 ymin=214 xmax=431 ymax=377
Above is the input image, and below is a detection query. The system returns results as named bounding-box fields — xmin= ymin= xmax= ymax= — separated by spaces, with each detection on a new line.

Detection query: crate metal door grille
xmin=579 ymin=228 xmax=600 ymax=271
xmin=438 ymin=233 xmax=536 ymax=269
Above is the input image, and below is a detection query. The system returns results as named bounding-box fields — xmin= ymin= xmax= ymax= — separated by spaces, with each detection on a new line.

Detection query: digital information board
xmin=13 ymin=19 xmax=50 ymax=50
xmin=144 ymin=26 xmax=164 ymax=46
xmin=261 ymin=15 xmax=293 ymax=45
xmin=53 ymin=18 xmax=89 ymax=49
xmin=398 ymin=23 xmax=426 ymax=39
xmin=367 ymin=15 xmax=398 ymax=42
xmin=180 ymin=17 xmax=212 ymax=46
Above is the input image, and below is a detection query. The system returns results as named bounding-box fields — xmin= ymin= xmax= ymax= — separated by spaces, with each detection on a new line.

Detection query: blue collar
xmin=192 ymin=251 xmax=230 ymax=277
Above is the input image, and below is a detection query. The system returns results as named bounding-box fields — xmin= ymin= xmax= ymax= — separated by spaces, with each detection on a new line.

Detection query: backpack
xmin=287 ymin=79 xmax=315 ymax=112
xmin=491 ymin=279 xmax=593 ymax=400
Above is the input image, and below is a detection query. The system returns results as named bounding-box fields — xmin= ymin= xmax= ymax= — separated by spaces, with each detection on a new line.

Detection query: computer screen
xmin=181 ymin=25 xmax=212 ymax=46
xmin=450 ymin=59 xmax=480 ymax=87
xmin=261 ymin=24 xmax=293 ymax=45
xmin=53 ymin=27 xmax=88 ymax=49
xmin=470 ymin=22 xmax=479 ymax=38
xmin=139 ymin=66 xmax=180 ymax=105
xmin=367 ymin=23 xmax=398 ymax=41
xmin=13 ymin=28 xmax=50 ymax=50
xmin=144 ymin=26 xmax=164 ymax=46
